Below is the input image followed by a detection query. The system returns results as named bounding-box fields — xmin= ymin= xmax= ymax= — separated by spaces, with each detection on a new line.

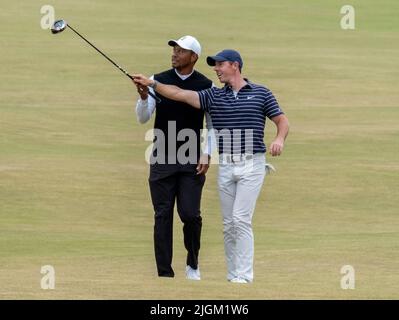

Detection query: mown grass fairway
xmin=1 ymin=0 xmax=398 ymax=299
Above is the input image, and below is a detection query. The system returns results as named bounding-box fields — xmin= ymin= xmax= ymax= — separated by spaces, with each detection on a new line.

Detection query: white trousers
xmin=218 ymin=153 xmax=266 ymax=282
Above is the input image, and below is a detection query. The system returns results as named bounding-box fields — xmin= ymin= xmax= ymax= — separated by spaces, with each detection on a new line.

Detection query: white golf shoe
xmin=185 ymin=265 xmax=201 ymax=281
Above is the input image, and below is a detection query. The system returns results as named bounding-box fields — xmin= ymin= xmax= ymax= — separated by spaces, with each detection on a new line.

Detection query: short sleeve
xmin=198 ymin=88 xmax=215 ymax=113
xmin=263 ymin=90 xmax=284 ymax=119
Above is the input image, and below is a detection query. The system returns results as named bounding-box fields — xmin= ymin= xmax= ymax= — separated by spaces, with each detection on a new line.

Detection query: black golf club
xmin=51 ymin=19 xmax=161 ymax=103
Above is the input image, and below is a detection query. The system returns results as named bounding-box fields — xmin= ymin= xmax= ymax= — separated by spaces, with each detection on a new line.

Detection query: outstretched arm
xmin=133 ymin=74 xmax=201 ymax=109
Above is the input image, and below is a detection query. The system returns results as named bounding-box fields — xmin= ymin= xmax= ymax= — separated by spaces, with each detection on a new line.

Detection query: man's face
xmin=213 ymin=61 xmax=237 ymax=83
xmin=171 ymin=45 xmax=196 ymax=69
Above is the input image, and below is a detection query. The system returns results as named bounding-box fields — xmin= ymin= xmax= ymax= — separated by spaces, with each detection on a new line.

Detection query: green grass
xmin=1 ymin=0 xmax=398 ymax=299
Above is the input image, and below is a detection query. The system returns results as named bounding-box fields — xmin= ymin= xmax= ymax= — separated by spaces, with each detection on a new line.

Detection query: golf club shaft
xmin=66 ymin=24 xmax=161 ymax=103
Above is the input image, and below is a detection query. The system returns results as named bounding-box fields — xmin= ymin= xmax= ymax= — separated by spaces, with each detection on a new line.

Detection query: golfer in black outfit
xmin=134 ymin=36 xmax=213 ymax=280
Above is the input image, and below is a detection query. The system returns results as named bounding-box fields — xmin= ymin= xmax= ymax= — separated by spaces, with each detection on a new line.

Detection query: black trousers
xmin=149 ymin=163 xmax=206 ymax=277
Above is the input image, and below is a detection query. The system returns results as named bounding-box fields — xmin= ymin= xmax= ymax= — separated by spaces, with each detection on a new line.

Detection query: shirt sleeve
xmin=263 ymin=90 xmax=284 ymax=119
xmin=202 ymin=112 xmax=217 ymax=155
xmin=198 ymin=87 xmax=215 ymax=113
xmin=135 ymin=75 xmax=156 ymax=123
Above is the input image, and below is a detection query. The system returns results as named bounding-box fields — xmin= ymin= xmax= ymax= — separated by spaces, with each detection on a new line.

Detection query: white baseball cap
xmin=168 ymin=35 xmax=201 ymax=56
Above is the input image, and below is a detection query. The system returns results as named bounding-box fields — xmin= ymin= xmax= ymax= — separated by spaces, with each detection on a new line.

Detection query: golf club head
xmin=51 ymin=20 xmax=67 ymax=34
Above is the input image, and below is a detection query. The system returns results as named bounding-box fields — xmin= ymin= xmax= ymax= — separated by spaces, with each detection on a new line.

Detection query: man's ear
xmin=191 ymin=53 xmax=199 ymax=64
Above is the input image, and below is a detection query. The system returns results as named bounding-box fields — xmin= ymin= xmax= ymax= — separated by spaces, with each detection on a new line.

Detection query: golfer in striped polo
xmin=133 ymin=49 xmax=289 ymax=283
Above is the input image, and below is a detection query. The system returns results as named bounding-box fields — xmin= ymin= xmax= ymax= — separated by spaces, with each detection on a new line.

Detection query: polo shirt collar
xmin=224 ymin=78 xmax=255 ymax=92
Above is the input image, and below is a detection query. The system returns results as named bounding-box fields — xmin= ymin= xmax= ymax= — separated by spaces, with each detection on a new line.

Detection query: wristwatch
xmin=150 ymin=80 xmax=158 ymax=90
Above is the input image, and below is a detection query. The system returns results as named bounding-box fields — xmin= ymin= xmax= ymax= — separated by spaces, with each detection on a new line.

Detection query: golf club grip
xmin=127 ymin=75 xmax=161 ymax=103
xmin=145 ymin=90 xmax=161 ymax=103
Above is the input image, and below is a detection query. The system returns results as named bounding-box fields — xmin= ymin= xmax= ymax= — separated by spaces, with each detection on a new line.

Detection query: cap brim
xmin=206 ymin=55 xmax=226 ymax=66
xmin=168 ymin=40 xmax=178 ymax=47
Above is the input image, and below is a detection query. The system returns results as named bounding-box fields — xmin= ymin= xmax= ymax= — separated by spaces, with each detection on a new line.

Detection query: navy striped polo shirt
xmin=198 ymin=79 xmax=284 ymax=154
